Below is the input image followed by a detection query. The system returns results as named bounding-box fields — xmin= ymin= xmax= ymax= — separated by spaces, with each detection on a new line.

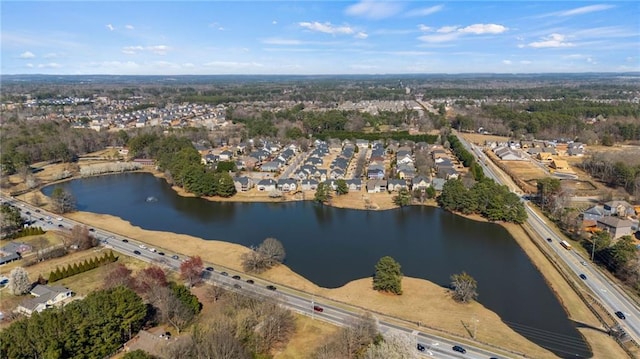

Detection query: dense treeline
xmin=0 ymin=286 xmax=147 ymax=359
xmin=579 ymin=152 xmax=640 ymax=197
xmin=127 ymin=133 xmax=236 ymax=197
xmin=479 ymin=100 xmax=640 ymax=141
xmin=438 ymin=178 xmax=527 ymax=223
xmin=317 ymin=131 xmax=438 ymax=143
xmin=447 ymin=135 xmax=484 ymax=180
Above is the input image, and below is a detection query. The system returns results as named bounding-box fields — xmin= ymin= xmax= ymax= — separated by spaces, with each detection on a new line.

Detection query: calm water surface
xmin=43 ymin=173 xmax=591 ymax=358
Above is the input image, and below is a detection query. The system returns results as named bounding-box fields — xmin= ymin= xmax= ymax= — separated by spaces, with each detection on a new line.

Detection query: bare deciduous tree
xmin=364 ymin=332 xmax=417 ymax=359
xmin=103 ymin=263 xmax=134 ymax=289
xmin=151 ymin=286 xmax=195 ymax=334
xmin=8 ymin=267 xmax=31 ymax=295
xmin=450 ymin=271 xmax=478 ymax=303
xmin=258 ymin=237 xmax=286 ymax=267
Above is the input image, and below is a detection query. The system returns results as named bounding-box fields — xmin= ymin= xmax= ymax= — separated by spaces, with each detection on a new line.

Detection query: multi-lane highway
xmin=456 ymin=133 xmax=640 ymax=346
xmin=2 ymin=194 xmax=521 ymax=359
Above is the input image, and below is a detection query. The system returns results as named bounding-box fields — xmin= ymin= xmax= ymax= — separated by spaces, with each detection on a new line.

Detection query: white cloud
xmin=299 ymin=22 xmax=354 ymax=35
xmin=557 ymin=4 xmax=615 ymax=16
xmin=37 ymin=62 xmax=62 ymax=69
xmin=106 ymin=24 xmax=114 ymax=31
xmin=121 ymin=45 xmax=170 ymax=55
xmin=520 ymin=60 xmax=532 ymax=65
xmin=345 ymin=0 xmax=404 ymax=19
xmin=272 ymin=20 xmax=278 ymax=25
xmin=419 ymin=23 xmax=508 ymax=43
xmin=19 ymin=51 xmax=35 ymax=59
xmin=26 ymin=63 xmax=34 ymax=68
xmin=502 ymin=60 xmax=512 ymax=65
xmin=122 ymin=46 xmax=144 ymax=54
xmin=458 ymin=24 xmax=508 ymax=35
xmin=125 ymin=25 xmax=135 ymax=30
xmin=148 ymin=45 xmax=169 ymax=55
xmin=405 ymin=5 xmax=444 ymax=17
xmin=437 ymin=26 xmax=458 ymax=34
xmin=355 ymin=32 xmax=368 ymax=39
xmin=418 ymin=24 xmax=431 ymax=32
xmin=418 ymin=32 xmax=460 ymax=43
xmin=527 ymin=33 xmax=575 ymax=48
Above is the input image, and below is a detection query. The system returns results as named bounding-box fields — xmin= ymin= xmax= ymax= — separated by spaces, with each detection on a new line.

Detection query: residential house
xmin=0 ymin=242 xmax=30 ymax=265
xmin=367 ymin=164 xmax=385 ymax=180
xmin=346 ymin=179 xmax=362 ymax=191
xmin=596 ymin=217 xmax=634 ymax=239
xmin=260 ymin=161 xmax=281 ymax=173
xmin=366 ymin=179 xmax=387 ymax=193
xmin=582 ymin=205 xmax=606 ymax=222
xmin=355 ymin=139 xmax=369 ymax=149
xmin=387 ymin=179 xmax=408 ymax=192
xmin=603 ymin=200 xmax=636 ymax=217
xmin=300 ymin=179 xmax=319 ymax=191
xmin=396 ymin=164 xmax=416 ymax=180
xmin=277 ymin=178 xmax=298 ymax=192
xmin=551 ymin=159 xmax=572 ymax=172
xmin=256 ymin=179 xmax=277 ymax=192
xmin=412 ymin=176 xmax=431 ymax=191
xmin=218 ymin=150 xmax=234 ymax=161
xmin=233 ymin=177 xmax=254 ymax=192
xmin=437 ymin=166 xmax=459 ymax=180
xmin=494 ymin=147 xmax=524 ymax=161
xmin=17 ymin=285 xmax=73 ymax=316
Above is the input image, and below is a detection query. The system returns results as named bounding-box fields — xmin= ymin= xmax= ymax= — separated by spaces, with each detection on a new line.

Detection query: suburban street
xmin=3 ymin=194 xmax=522 ymax=359
xmin=457 ymin=133 xmax=640 ymax=346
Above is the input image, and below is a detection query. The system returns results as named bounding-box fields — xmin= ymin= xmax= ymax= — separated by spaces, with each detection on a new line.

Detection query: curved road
xmin=456 ymin=134 xmax=639 ymax=346
xmin=3 ymin=194 xmax=522 ymax=359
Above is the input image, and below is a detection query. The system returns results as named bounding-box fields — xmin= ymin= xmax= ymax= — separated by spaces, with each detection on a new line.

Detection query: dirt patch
xmin=460 ymin=133 xmax=511 ymax=145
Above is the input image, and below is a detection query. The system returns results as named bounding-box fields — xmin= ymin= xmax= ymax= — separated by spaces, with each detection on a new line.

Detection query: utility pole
xmin=591 ymin=236 xmax=597 ymax=261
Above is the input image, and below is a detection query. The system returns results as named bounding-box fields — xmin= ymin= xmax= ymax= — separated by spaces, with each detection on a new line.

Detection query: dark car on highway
xmin=615 ymin=311 xmax=626 ymax=320
xmin=232 ymin=275 xmax=241 ymax=280
xmin=233 ymin=284 xmax=242 ymax=289
xmin=266 ymin=285 xmax=277 ymax=291
xmin=205 ymin=266 xmax=214 ymax=271
xmin=220 ymin=272 xmax=228 ymax=276
xmin=122 ymin=239 xmax=129 ymax=243
xmin=133 ymin=250 xmax=141 ymax=255
xmin=246 ymin=279 xmax=255 ymax=284
xmin=313 ymin=305 xmax=324 ymax=312
xmin=417 ymin=344 xmax=425 ymax=352
xmin=579 ymin=274 xmax=587 ymax=280
xmin=452 ymin=345 xmax=466 ymax=354
xmin=546 ymin=237 xmax=552 ymax=242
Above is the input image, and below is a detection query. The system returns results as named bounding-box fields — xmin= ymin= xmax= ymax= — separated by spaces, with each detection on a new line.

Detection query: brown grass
xmin=460 ymin=133 xmax=511 ymax=145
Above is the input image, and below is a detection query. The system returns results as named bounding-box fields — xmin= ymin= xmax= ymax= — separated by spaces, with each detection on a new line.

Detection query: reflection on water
xmin=43 ymin=173 xmax=591 ymax=358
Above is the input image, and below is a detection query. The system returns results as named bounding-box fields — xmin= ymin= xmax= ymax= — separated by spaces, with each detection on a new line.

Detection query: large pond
xmin=43 ymin=173 xmax=591 ymax=358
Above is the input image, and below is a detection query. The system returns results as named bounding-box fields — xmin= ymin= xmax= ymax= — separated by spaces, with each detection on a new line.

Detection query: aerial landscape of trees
xmin=1 ymin=73 xmax=639 ymax=357
xmin=0 ymin=287 xmax=147 ymax=359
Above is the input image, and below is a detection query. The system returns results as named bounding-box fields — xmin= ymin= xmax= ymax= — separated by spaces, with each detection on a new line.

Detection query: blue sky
xmin=2 ymin=1 xmax=639 ymax=75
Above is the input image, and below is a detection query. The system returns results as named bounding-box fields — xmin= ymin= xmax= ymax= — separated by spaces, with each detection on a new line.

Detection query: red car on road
xmin=313 ymin=305 xmax=324 ymax=312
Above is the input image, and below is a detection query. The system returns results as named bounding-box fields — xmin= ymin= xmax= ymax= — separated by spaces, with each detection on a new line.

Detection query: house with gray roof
xmin=387 ymin=178 xmax=408 ymax=192
xmin=233 ymin=176 xmax=254 ymax=192
xmin=256 ymin=179 xmax=277 ymax=192
xmin=277 ymin=178 xmax=298 ymax=192
xmin=603 ymin=200 xmax=636 ymax=217
xmin=596 ymin=217 xmax=634 ymax=239
xmin=300 ymin=179 xmax=319 ymax=191
xmin=260 ymin=161 xmax=281 ymax=173
xmin=17 ymin=285 xmax=73 ymax=316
